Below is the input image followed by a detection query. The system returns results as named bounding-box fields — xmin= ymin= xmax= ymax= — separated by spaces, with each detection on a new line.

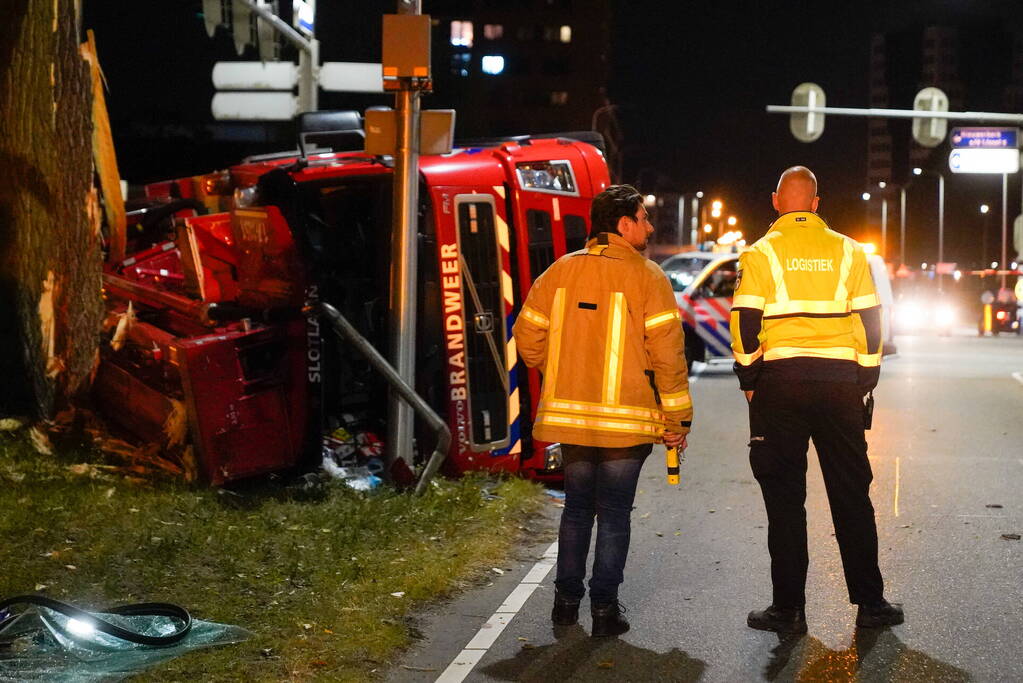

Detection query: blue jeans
xmin=555 ymin=444 xmax=650 ymax=604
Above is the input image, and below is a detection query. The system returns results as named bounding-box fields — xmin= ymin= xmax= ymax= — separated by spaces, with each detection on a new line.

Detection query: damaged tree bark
xmin=0 ymin=0 xmax=103 ymax=419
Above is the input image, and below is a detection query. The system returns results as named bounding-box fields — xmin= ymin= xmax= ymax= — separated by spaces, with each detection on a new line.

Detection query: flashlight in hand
xmin=666 ymin=446 xmax=680 ymax=486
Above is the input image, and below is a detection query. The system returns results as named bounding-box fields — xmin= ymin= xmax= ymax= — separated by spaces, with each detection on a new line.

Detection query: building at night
xmin=426 ymin=0 xmax=611 ymax=139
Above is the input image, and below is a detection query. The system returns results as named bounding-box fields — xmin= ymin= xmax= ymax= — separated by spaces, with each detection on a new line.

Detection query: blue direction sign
xmin=950 ymin=127 xmax=1019 ymax=149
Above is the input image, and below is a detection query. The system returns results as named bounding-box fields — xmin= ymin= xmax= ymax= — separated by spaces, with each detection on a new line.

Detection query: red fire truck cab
xmin=97 ymin=113 xmax=610 ymax=484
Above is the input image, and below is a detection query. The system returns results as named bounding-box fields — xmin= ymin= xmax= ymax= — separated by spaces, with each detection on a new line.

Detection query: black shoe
xmin=591 ymin=600 xmax=629 ymax=638
xmin=856 ymin=599 xmax=904 ymax=628
xmin=747 ymin=605 xmax=808 ymax=634
xmin=552 ymin=592 xmax=580 ymax=626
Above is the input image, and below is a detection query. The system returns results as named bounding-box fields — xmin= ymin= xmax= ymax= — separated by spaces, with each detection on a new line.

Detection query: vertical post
xmin=676 ymin=196 xmax=685 ymax=246
xmin=387 ymin=0 xmax=424 ymax=469
xmin=938 ymin=173 xmax=945 ymax=292
xmin=1002 ymin=173 xmax=1009 ymax=290
xmin=690 ymin=196 xmax=699 ymax=246
xmin=880 ymin=197 xmax=888 ymax=262
xmin=298 ymin=37 xmax=319 ymax=113
xmin=899 ymin=186 xmax=906 ymax=267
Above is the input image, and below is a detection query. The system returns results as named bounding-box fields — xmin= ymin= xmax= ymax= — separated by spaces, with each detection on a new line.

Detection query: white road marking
xmin=894 ymin=456 xmax=901 ymax=518
xmin=435 ymin=541 xmax=558 ymax=683
xmin=1013 ymin=371 xmax=1023 ymax=386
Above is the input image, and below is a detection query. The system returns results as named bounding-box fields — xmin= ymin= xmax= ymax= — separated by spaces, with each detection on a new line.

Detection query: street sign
xmin=319 ymin=62 xmax=384 ymax=93
xmin=789 ymin=82 xmax=825 ymax=143
xmin=912 ymin=87 xmax=948 ymax=148
xmin=211 ymin=91 xmax=298 ymax=120
xmin=202 ymin=0 xmax=224 ymax=37
xmin=950 ymin=127 xmax=1019 ymax=149
xmin=213 ymin=61 xmax=297 ymax=90
xmin=231 ymin=1 xmax=253 ymax=55
xmin=292 ymin=0 xmax=314 ymax=35
xmin=948 ymin=148 xmax=1020 ymax=174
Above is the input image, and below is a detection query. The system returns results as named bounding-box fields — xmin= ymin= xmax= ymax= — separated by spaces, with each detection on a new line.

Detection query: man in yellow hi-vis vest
xmin=514 ymin=185 xmax=692 ymax=637
xmin=730 ymin=166 xmax=903 ymax=634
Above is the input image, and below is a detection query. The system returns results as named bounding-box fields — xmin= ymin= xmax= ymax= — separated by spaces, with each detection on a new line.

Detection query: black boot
xmin=551 ymin=592 xmax=580 ymax=626
xmin=856 ymin=599 xmax=904 ymax=628
xmin=591 ymin=600 xmax=629 ymax=638
xmin=747 ymin=605 xmax=808 ymax=634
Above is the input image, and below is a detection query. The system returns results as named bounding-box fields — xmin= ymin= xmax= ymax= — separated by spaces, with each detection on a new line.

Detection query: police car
xmin=660 ymin=251 xmax=740 ymax=369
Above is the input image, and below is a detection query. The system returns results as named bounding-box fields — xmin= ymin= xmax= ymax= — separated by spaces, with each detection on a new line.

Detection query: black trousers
xmin=748 ymin=379 xmax=884 ymax=607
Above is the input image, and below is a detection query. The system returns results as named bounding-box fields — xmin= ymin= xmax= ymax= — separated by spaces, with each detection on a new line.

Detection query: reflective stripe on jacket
xmin=513 ymin=232 xmax=693 ymax=448
xmin=730 ymin=211 xmax=881 ymax=382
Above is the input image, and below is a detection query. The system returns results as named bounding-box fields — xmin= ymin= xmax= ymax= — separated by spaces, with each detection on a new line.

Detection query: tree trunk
xmin=0 ymin=0 xmax=102 ymax=419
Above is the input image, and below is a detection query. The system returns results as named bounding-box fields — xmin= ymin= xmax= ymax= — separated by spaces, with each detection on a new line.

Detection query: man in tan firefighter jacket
xmin=513 ymin=184 xmax=692 ymax=637
xmin=730 ymin=166 xmax=903 ymax=634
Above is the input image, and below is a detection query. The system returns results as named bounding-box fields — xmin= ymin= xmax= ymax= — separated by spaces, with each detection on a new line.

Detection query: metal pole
xmin=1002 ymin=173 xmax=1009 ymax=290
xmin=387 ymin=0 xmax=423 ymax=469
xmin=881 ymin=197 xmax=888 ymax=262
xmin=690 ymin=196 xmax=699 ymax=246
xmin=298 ymin=38 xmax=319 ymax=112
xmin=938 ymin=173 xmax=945 ymax=292
xmin=676 ymin=197 xmax=685 ymax=246
xmin=899 ymin=186 xmax=907 ymax=267
xmin=766 ymin=104 xmax=1023 ymax=124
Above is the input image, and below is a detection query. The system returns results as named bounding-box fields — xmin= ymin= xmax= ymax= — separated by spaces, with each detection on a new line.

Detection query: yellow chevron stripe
xmin=509 ymin=388 xmax=520 ymax=423
xmin=493 ymin=185 xmax=505 ymax=199
xmin=502 ymin=270 xmax=514 ymax=306
xmin=506 ymin=336 xmax=518 ymax=371
xmin=495 ymin=212 xmax=510 ymax=252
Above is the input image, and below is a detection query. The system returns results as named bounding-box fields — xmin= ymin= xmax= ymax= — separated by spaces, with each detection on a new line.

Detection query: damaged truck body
xmin=96 ymin=115 xmax=610 ymax=484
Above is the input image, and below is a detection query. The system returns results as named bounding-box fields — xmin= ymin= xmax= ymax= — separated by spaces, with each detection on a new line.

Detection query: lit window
xmin=481 ymin=55 xmax=505 ymax=75
xmin=550 ymin=91 xmax=568 ymax=106
xmin=560 ymin=25 xmax=572 ymax=43
xmin=450 ymin=20 xmax=474 ymax=47
xmin=483 ymin=24 xmax=503 ymax=40
xmin=450 ymin=53 xmax=470 ymax=77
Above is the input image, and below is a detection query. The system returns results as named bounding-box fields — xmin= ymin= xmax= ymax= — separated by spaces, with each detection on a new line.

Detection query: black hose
xmin=0 ymin=595 xmax=192 ymax=647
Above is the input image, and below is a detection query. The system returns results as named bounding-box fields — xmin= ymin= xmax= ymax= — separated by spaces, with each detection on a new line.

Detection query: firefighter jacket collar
xmin=768 ymin=211 xmax=828 ymax=233
xmin=585 ymin=231 xmax=641 ymax=256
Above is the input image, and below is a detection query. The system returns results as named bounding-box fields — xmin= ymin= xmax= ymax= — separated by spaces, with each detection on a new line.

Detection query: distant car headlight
xmin=935 ymin=305 xmax=956 ymax=327
xmin=896 ymin=301 xmax=923 ymax=329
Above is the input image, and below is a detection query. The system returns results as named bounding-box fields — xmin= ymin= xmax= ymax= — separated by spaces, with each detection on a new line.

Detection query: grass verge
xmin=0 ymin=429 xmax=546 ymax=681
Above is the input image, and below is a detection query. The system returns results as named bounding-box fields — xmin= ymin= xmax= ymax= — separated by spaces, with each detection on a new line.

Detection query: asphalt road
xmin=390 ymin=330 xmax=1023 ymax=683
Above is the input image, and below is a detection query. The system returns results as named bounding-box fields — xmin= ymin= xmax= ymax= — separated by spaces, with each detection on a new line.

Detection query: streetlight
xmin=727 ymin=215 xmax=737 ymax=226
xmin=980 ymin=204 xmax=991 ymax=267
xmin=913 ymin=166 xmax=946 ymax=291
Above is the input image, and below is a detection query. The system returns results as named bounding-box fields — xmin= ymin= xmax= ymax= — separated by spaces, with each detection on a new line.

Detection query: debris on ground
xmin=985 ymin=504 xmax=1004 ymax=509
xmin=1001 ymin=533 xmax=1020 ymax=541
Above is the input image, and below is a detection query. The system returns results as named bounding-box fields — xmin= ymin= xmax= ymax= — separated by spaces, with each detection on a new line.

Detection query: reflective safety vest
xmin=513 ymin=232 xmax=693 ymax=448
xmin=730 ymin=211 xmax=881 ymax=371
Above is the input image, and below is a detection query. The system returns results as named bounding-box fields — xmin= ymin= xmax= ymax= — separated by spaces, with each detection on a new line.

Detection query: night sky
xmin=83 ymin=1 xmax=1023 ymax=267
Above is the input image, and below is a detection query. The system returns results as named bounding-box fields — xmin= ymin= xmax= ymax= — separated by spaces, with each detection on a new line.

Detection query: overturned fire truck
xmin=96 ymin=113 xmax=610 ymax=484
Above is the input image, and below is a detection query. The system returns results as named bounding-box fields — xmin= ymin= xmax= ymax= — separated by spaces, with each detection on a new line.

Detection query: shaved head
xmin=772 ymin=166 xmax=820 ymax=214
